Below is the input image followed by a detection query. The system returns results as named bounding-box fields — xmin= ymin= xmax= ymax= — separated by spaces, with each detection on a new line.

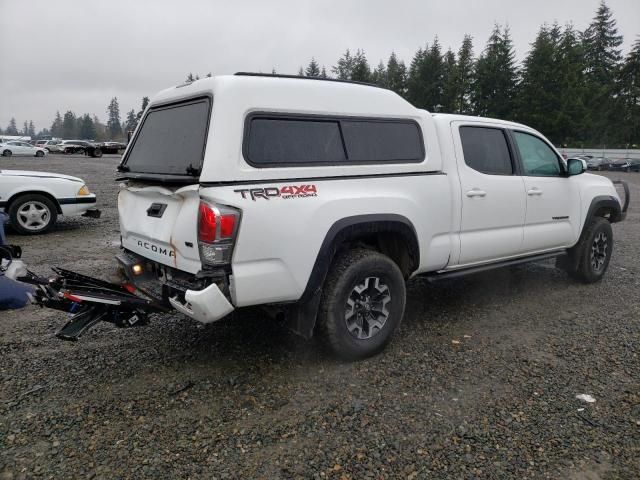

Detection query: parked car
xmin=0 ymin=169 xmax=100 ymax=234
xmin=42 ymin=140 xmax=62 ymax=152
xmin=34 ymin=140 xmax=48 ymax=148
xmin=101 ymin=141 xmax=127 ymax=154
xmin=585 ymin=157 xmax=606 ymax=171
xmin=607 ymin=158 xmax=640 ymax=172
xmin=0 ymin=141 xmax=48 ymax=157
xmin=55 ymin=140 xmax=104 ymax=158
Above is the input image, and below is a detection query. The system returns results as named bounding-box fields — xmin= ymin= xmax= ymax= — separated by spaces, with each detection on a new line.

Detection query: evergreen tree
xmin=28 ymin=121 xmax=36 ymax=138
xmin=371 ymin=61 xmax=387 ymax=87
xmin=297 ymin=67 xmax=304 ymax=76
xmin=455 ymin=35 xmax=475 ymax=114
xmin=516 ymin=24 xmax=562 ymax=139
xmin=407 ymin=47 xmax=427 ymax=107
xmin=472 ymin=25 xmax=518 ymax=118
xmin=583 ymin=1 xmax=623 ymax=86
xmin=62 ymin=111 xmax=77 ymax=138
xmin=333 ymin=49 xmax=355 ymax=80
xmin=106 ymin=97 xmax=122 ymax=140
xmin=582 ymin=1 xmax=623 ymax=144
xmin=554 ymin=25 xmax=589 ymax=145
xmin=0 ymin=126 xmax=3 ymax=135
xmin=320 ymin=66 xmax=328 ymax=78
xmin=125 ymin=109 xmax=137 ymax=132
xmin=51 ymin=111 xmax=63 ymax=138
xmin=136 ymin=97 xmax=150 ymax=122
xmin=305 ymin=57 xmax=321 ymax=77
xmin=407 ymin=38 xmax=444 ymax=111
xmin=78 ymin=114 xmax=97 ymax=140
xmin=93 ymin=115 xmax=107 ymax=142
xmin=351 ymin=50 xmax=371 ymax=82
xmin=617 ymin=37 xmax=640 ymax=146
xmin=441 ymin=49 xmax=458 ymax=113
xmin=6 ymin=118 xmax=18 ymax=135
xmin=386 ymin=52 xmax=407 ymax=96
xmin=22 ymin=121 xmax=29 ymax=136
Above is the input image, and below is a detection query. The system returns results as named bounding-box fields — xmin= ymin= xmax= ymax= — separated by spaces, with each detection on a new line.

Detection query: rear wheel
xmin=2 ymin=149 xmax=12 ymax=157
xmin=8 ymin=194 xmax=58 ymax=235
xmin=92 ymin=148 xmax=103 ymax=158
xmin=35 ymin=150 xmax=44 ymax=157
xmin=562 ymin=217 xmax=613 ymax=283
xmin=318 ymin=249 xmax=406 ymax=360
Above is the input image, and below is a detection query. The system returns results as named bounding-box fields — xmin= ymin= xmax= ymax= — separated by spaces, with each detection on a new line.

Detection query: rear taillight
xmin=197 ymin=200 xmax=240 ymax=266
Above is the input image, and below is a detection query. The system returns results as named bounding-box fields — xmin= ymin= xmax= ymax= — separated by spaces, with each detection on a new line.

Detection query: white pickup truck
xmin=42 ymin=73 xmax=629 ymax=359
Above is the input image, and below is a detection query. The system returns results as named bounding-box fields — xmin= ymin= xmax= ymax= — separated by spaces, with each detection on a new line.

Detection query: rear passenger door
xmin=453 ymin=123 xmax=527 ymax=265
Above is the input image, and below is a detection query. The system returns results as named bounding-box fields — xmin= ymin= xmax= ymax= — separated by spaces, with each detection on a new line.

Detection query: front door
xmin=510 ymin=131 xmax=581 ymax=251
xmin=453 ymin=123 xmax=527 ymax=266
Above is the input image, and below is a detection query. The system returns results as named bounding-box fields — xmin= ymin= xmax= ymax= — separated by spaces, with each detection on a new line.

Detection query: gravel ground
xmin=1 ymin=154 xmax=639 ymax=479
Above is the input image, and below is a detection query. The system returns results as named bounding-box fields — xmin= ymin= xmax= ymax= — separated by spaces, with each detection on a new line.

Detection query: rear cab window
xmin=244 ymin=113 xmax=424 ymax=167
xmin=459 ymin=126 xmax=513 ymax=175
xmin=120 ymin=96 xmax=212 ymax=178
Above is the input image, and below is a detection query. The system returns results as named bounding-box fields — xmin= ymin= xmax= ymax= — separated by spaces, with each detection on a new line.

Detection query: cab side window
xmin=459 ymin=126 xmax=513 ymax=175
xmin=512 ymin=131 xmax=562 ymax=177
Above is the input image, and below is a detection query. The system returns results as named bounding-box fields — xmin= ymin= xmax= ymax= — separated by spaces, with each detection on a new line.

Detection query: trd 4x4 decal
xmin=234 ymin=184 xmax=318 ymax=201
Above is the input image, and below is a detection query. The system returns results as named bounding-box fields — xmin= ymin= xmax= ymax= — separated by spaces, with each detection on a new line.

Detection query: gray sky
xmin=1 ymin=0 xmax=638 ymax=132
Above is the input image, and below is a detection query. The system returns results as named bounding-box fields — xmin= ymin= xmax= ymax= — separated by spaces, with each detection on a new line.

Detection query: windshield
xmin=122 ymin=97 xmax=211 ymax=176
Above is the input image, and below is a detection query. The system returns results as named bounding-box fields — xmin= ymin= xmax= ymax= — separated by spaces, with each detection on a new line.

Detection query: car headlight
xmin=77 ymin=185 xmax=91 ymax=196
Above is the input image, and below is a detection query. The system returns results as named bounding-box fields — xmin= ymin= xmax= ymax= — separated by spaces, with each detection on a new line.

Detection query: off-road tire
xmin=562 ymin=217 xmax=613 ymax=284
xmin=318 ymin=249 xmax=406 ymax=360
xmin=8 ymin=194 xmax=58 ymax=235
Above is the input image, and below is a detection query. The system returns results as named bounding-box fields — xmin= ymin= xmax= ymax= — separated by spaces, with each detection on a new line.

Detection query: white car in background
xmin=0 ymin=170 xmax=100 ymax=234
xmin=1 ymin=141 xmax=48 ymax=157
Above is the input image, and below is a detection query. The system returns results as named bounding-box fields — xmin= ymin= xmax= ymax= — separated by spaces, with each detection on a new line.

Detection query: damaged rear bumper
xmin=169 ymin=283 xmax=234 ymax=323
xmin=116 ymin=251 xmax=235 ymax=324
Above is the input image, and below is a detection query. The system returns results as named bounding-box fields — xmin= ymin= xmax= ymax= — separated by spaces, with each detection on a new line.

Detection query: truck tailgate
xmin=118 ymin=185 xmax=202 ymax=274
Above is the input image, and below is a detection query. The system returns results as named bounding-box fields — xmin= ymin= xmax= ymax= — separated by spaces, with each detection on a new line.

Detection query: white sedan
xmin=0 ymin=170 xmax=100 ymax=234
xmin=1 ymin=141 xmax=48 ymax=157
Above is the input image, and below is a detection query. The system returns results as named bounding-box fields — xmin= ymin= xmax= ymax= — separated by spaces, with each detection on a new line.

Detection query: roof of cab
xmin=149 ymin=74 xmax=422 ymax=118
xmin=431 ymin=113 xmax=532 ymax=132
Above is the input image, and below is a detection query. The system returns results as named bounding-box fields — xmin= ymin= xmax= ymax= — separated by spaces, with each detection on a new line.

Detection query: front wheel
xmin=318 ymin=249 xmax=406 ymax=360
xmin=2 ymin=149 xmax=12 ymax=157
xmin=8 ymin=194 xmax=58 ymax=235
xmin=35 ymin=150 xmax=44 ymax=157
xmin=563 ymin=217 xmax=613 ymax=283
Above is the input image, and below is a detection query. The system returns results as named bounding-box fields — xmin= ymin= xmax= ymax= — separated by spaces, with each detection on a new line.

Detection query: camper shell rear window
xmin=120 ymin=96 xmax=212 ymax=177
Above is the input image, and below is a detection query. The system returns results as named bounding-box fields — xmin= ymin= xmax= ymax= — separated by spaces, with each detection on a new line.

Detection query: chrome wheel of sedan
xmin=16 ymin=200 xmax=52 ymax=232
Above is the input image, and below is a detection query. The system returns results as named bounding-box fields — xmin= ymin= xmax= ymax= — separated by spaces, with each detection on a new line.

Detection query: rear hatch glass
xmin=121 ymin=97 xmax=211 ymax=178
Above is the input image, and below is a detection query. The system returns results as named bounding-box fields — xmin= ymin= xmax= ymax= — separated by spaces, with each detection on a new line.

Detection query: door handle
xmin=466 ymin=189 xmax=487 ymax=198
xmin=527 ymin=188 xmax=543 ymax=196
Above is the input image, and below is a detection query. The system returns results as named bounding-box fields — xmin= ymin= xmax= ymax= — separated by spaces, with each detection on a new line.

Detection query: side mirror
xmin=567 ymin=158 xmax=586 ymax=176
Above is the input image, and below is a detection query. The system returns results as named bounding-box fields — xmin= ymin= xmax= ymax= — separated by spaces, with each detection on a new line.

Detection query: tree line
xmin=2 ymin=1 xmax=638 ymax=147
xmin=1 ymin=96 xmax=150 ymax=142
xmin=289 ymin=2 xmax=638 ymax=147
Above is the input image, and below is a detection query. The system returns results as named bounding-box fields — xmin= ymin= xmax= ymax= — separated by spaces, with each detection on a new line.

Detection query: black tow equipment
xmin=22 ymin=268 xmax=167 ymax=341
